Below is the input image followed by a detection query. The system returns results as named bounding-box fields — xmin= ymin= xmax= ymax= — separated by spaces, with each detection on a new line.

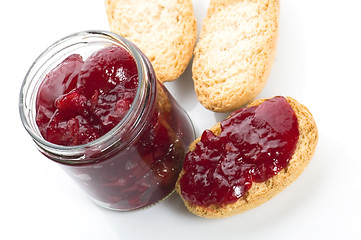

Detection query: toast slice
xmin=175 ymin=97 xmax=318 ymax=218
xmin=105 ymin=0 xmax=197 ymax=83
xmin=192 ymin=0 xmax=280 ymax=112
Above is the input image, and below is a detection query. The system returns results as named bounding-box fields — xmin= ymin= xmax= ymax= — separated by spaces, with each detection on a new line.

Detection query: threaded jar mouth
xmin=19 ymin=30 xmax=156 ymax=163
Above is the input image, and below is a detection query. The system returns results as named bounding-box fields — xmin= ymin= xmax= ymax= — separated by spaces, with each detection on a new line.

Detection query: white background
xmin=1 ymin=0 xmax=360 ymax=239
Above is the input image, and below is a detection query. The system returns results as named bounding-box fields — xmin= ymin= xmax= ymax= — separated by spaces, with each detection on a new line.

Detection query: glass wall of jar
xmin=19 ymin=31 xmax=195 ymax=211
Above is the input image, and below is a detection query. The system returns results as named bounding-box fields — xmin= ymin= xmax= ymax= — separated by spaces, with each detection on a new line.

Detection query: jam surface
xmin=36 ymin=45 xmax=138 ymax=146
xmin=35 ymin=45 xmax=194 ymax=210
xmin=180 ymin=96 xmax=299 ymax=206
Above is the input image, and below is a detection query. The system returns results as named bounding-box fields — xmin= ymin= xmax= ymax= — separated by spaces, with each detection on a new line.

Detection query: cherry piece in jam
xmin=35 ymin=54 xmax=83 ymax=137
xmin=180 ymin=96 xmax=299 ymax=206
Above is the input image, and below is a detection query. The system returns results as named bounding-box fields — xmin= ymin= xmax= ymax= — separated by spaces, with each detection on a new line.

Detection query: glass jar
xmin=19 ymin=31 xmax=195 ymax=211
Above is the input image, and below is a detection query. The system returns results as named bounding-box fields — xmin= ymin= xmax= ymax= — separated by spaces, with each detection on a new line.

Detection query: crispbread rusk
xmin=105 ymin=0 xmax=197 ymax=83
xmin=192 ymin=0 xmax=280 ymax=112
xmin=175 ymin=97 xmax=318 ymax=218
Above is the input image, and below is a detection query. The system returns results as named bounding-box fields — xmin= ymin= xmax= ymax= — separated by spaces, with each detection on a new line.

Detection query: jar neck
xmin=19 ymin=31 xmax=157 ymax=165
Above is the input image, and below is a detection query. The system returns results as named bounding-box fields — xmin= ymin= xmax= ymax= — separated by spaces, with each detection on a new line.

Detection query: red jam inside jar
xmin=179 ymin=96 xmax=299 ymax=207
xmin=31 ymin=35 xmax=194 ymax=210
xmin=36 ymin=46 xmax=138 ymax=145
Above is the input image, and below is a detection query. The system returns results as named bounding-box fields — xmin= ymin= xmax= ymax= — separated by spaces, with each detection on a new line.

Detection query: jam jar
xmin=19 ymin=31 xmax=195 ymax=210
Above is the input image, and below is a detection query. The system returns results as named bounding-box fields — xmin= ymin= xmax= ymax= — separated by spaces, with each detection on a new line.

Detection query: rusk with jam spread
xmin=175 ymin=97 xmax=318 ymax=218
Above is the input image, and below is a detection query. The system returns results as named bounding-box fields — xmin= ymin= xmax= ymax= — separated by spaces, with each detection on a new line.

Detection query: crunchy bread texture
xmin=175 ymin=97 xmax=319 ymax=218
xmin=192 ymin=0 xmax=280 ymax=112
xmin=105 ymin=0 xmax=197 ymax=83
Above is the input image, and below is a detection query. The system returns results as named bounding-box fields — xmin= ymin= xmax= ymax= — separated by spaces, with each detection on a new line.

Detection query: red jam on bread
xmin=179 ymin=96 xmax=299 ymax=206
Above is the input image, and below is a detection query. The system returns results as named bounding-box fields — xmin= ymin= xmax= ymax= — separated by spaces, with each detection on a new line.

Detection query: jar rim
xmin=19 ymin=30 xmax=155 ymax=158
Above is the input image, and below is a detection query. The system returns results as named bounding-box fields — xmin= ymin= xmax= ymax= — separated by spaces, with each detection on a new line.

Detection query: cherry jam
xmin=20 ymin=31 xmax=194 ymax=210
xmin=36 ymin=46 xmax=138 ymax=146
xmin=179 ymin=97 xmax=299 ymax=206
